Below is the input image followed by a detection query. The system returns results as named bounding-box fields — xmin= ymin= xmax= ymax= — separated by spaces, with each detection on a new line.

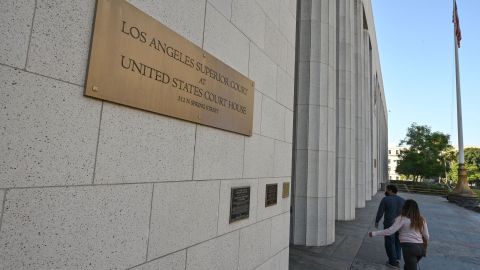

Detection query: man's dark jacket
xmin=375 ymin=194 xmax=405 ymax=227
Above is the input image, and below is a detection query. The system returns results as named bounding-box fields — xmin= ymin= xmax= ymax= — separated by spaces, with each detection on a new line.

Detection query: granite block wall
xmin=0 ymin=0 xmax=296 ymax=269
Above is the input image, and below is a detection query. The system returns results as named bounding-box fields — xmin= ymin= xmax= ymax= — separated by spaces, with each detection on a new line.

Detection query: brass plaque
xmin=230 ymin=187 xmax=250 ymax=223
xmin=282 ymin=182 xmax=290 ymax=198
xmin=265 ymin=184 xmax=278 ymax=207
xmin=85 ymin=0 xmax=254 ymax=135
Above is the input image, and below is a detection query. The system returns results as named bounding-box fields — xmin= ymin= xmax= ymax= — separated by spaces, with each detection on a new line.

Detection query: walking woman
xmin=369 ymin=199 xmax=429 ymax=270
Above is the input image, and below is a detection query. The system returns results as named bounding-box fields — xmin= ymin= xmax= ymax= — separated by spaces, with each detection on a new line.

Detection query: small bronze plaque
xmin=229 ymin=187 xmax=250 ymax=223
xmin=85 ymin=0 xmax=254 ymax=136
xmin=282 ymin=182 xmax=290 ymax=198
xmin=265 ymin=184 xmax=278 ymax=207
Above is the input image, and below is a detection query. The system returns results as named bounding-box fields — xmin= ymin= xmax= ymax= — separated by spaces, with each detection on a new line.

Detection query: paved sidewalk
xmin=290 ymin=192 xmax=480 ymax=269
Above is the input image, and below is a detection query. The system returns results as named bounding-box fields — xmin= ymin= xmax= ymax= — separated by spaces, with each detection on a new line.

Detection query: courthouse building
xmin=0 ymin=0 xmax=387 ymax=269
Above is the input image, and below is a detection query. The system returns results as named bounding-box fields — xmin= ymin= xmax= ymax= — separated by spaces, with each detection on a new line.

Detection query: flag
xmin=453 ymin=1 xmax=462 ymax=47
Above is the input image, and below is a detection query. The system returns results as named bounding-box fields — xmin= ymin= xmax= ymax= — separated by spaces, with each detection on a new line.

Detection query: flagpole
xmin=450 ymin=0 xmax=475 ymax=197
xmin=454 ymin=4 xmax=464 ymax=165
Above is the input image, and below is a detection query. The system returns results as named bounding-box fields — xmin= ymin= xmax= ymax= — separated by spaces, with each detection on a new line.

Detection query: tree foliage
xmin=395 ymin=123 xmax=453 ymax=181
xmin=465 ymin=147 xmax=480 ymax=167
xmin=448 ymin=147 xmax=480 ymax=183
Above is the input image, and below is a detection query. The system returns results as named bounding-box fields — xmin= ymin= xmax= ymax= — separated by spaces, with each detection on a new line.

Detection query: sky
xmin=371 ymin=0 xmax=480 ymax=147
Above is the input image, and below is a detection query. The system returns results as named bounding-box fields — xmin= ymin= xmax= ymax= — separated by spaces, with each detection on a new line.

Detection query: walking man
xmin=375 ymin=184 xmax=405 ymax=268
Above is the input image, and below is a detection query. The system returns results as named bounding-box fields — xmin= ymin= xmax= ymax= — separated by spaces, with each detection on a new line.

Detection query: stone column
xmin=385 ymin=113 xmax=388 ymax=182
xmin=354 ymin=0 xmax=365 ymax=208
xmin=378 ymin=81 xmax=384 ymax=188
xmin=292 ymin=0 xmax=337 ymax=246
xmin=379 ymin=99 xmax=384 ymax=185
xmin=372 ymin=76 xmax=378 ymax=193
xmin=363 ymin=29 xmax=373 ymax=200
xmin=335 ymin=0 xmax=356 ymax=221
xmin=348 ymin=1 xmax=357 ymax=213
xmin=377 ymin=97 xmax=384 ymax=186
xmin=368 ymin=41 xmax=375 ymax=195
xmin=381 ymin=94 xmax=388 ymax=184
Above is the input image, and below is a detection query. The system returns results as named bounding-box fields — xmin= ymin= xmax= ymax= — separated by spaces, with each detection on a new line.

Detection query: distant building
xmin=388 ymin=146 xmax=406 ymax=181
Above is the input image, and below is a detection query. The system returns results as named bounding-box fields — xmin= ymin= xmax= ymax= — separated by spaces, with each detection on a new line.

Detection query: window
xmin=388 ymin=159 xmax=390 ymax=164
xmin=389 ymin=176 xmax=392 ymax=180
xmin=396 ymin=150 xmax=399 ymax=155
xmin=389 ymin=150 xmax=391 ymax=154
xmin=396 ymin=176 xmax=399 ymax=180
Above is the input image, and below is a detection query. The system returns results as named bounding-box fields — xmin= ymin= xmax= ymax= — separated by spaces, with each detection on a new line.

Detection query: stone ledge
xmin=446 ymin=194 xmax=480 ymax=213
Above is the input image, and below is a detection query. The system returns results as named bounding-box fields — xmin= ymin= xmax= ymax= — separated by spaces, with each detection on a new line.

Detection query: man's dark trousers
xmin=385 ymin=231 xmax=401 ymax=265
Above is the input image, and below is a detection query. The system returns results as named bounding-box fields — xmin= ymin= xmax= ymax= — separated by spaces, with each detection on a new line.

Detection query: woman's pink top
xmin=372 ymin=216 xmax=429 ymax=244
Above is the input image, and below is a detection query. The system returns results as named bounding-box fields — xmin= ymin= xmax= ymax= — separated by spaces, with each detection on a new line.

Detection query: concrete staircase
xmin=390 ymin=180 xmax=450 ymax=196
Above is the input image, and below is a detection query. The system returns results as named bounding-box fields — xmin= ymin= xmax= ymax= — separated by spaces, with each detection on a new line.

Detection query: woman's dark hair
xmin=401 ymin=199 xmax=425 ymax=232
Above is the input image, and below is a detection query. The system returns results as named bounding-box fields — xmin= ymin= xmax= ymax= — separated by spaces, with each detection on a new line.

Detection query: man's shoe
xmin=386 ymin=261 xmax=400 ymax=269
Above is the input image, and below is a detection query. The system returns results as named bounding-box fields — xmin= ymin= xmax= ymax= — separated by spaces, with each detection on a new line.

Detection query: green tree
xmin=449 ymin=161 xmax=458 ymax=184
xmin=442 ymin=147 xmax=457 ymax=183
xmin=395 ymin=123 xmax=452 ymax=182
xmin=465 ymin=147 xmax=480 ymax=167
xmin=448 ymin=147 xmax=480 ymax=183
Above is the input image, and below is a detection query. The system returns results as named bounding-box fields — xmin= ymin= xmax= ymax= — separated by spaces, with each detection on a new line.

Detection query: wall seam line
xmin=242 ymin=40 xmax=251 ymax=179
xmin=0 ymin=175 xmax=294 ymax=191
xmin=216 ymin=180 xmax=221 ymax=236
xmin=229 ymin=0 xmax=233 ymax=21
xmin=24 ymin=0 xmax=37 ymax=70
xmin=247 ymin=40 xmax=251 ymax=79
xmin=191 ymin=125 xmax=198 ymax=180
xmin=256 ymin=87 xmax=293 ymax=112
xmin=220 ymin=8 xmax=293 ymax=75
xmin=258 ymin=4 xmax=295 ymax=52
xmin=207 ymin=1 xmax=231 ymax=23
xmin=124 ymin=250 xmax=185 ymax=270
xmin=273 ymin=139 xmax=277 ymax=177
xmin=145 ymin=183 xmax=155 ymax=262
xmin=269 ymin=216 xmax=273 ymax=261
xmin=91 ymin=101 xmax=104 ymax=184
xmin=241 ymin=136 xmax=246 ymax=178
xmin=236 ymin=227 xmax=241 ymax=270
xmin=184 ymin=247 xmax=188 ymax=270
xmin=127 ymin=210 xmax=289 ymax=270
xmin=201 ymin=0 xmax=208 ymax=49
xmin=0 ymin=190 xmax=8 ymax=233
xmin=260 ymin=91 xmax=264 ymax=134
xmin=0 ymin=62 xmax=84 ymax=88
xmin=206 ymin=1 xmax=300 ymax=82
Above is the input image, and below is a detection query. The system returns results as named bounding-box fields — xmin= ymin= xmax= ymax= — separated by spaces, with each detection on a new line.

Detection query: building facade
xmin=0 ymin=0 xmax=387 ymax=270
xmin=388 ymin=146 xmax=405 ymax=181
xmin=291 ymin=0 xmax=388 ymax=246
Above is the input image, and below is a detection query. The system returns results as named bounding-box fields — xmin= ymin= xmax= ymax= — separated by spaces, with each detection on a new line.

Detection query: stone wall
xmin=0 ymin=0 xmax=296 ymax=269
